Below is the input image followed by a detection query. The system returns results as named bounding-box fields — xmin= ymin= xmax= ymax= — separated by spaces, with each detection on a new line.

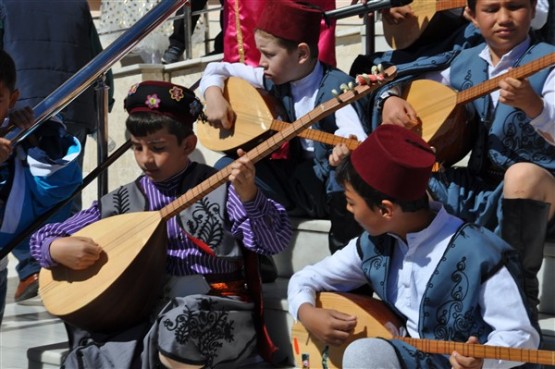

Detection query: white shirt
xmin=288 ymin=202 xmax=540 ymax=369
xmin=531 ymin=0 xmax=549 ymax=30
xmin=199 ymin=61 xmax=368 ymax=155
xmin=424 ymin=37 xmax=555 ymax=145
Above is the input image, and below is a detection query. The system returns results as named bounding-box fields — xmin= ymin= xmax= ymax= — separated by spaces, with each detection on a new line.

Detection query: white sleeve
xmin=531 ymin=0 xmax=548 ymax=30
xmin=287 ymin=238 xmax=368 ymax=320
xmin=480 ymin=267 xmax=540 ymax=369
xmin=199 ymin=62 xmax=266 ymax=97
xmin=529 ymin=68 xmax=555 ymax=146
xmin=334 ymin=105 xmax=368 ymax=140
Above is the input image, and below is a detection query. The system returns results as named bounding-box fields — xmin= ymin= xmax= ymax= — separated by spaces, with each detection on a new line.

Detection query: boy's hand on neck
xmin=228 ymin=149 xmax=258 ymax=203
xmin=498 ymin=76 xmax=544 ymax=119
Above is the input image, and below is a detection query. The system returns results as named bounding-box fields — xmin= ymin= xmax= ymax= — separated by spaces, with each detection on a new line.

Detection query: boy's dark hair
xmin=256 ymin=29 xmax=319 ymax=60
xmin=0 ymin=50 xmax=17 ymax=91
xmin=126 ymin=112 xmax=193 ymax=143
xmin=336 ymin=154 xmax=429 ymax=212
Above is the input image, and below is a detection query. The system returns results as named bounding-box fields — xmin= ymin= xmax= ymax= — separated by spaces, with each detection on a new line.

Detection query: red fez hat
xmin=124 ymin=81 xmax=203 ymax=126
xmin=256 ymin=0 xmax=323 ymax=46
xmin=351 ymin=124 xmax=436 ymax=201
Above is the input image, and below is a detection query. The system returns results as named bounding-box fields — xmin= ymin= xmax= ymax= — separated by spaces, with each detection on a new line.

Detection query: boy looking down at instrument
xmin=200 ymin=0 xmax=369 ymax=254
xmin=0 ymin=49 xmax=82 ymax=320
xmin=30 ymin=81 xmax=292 ymax=369
xmin=288 ymin=124 xmax=540 ymax=369
xmin=374 ymin=0 xmax=555 ymax=322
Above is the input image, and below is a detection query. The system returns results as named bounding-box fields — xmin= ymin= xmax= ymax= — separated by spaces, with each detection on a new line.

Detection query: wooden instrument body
xmin=383 ymin=0 xmax=466 ymax=49
xmin=404 ymin=79 xmax=473 ymax=166
xmin=291 ymin=292 xmax=402 ymax=369
xmin=197 ymin=77 xmax=285 ymax=153
xmin=291 ymin=292 xmax=555 ymax=368
xmin=197 ymin=77 xmax=362 ymax=153
xmin=39 ymin=211 xmax=167 ymax=333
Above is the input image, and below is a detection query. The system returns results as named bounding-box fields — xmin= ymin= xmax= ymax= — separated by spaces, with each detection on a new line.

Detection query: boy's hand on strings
xmin=50 ymin=236 xmax=103 ymax=270
xmin=382 ymin=5 xmax=415 ymax=25
xmin=229 ymin=148 xmax=257 ymax=203
xmin=382 ymin=96 xmax=419 ymax=129
xmin=298 ymin=303 xmax=357 ymax=347
xmin=498 ymin=76 xmax=543 ymax=119
xmin=329 ymin=142 xmax=353 ymax=167
xmin=9 ymin=106 xmax=34 ymax=131
xmin=203 ymin=86 xmax=236 ymax=130
xmin=449 ymin=336 xmax=484 ymax=369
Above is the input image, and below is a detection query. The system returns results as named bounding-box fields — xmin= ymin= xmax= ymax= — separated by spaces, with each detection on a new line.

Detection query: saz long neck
xmin=400 ymin=337 xmax=555 ymax=365
xmin=456 ymin=52 xmax=555 ymax=105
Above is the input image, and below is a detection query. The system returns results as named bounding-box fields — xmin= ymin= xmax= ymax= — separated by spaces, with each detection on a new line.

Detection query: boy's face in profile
xmin=0 ymin=82 xmax=19 ymax=122
xmin=255 ymin=31 xmax=302 ymax=86
xmin=468 ymin=0 xmax=535 ymax=59
xmin=130 ymin=126 xmax=194 ymax=183
xmin=344 ymin=183 xmax=388 ymax=236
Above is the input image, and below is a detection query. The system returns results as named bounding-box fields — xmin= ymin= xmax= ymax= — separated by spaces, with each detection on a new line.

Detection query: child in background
xmin=30 ymin=81 xmax=292 ymax=369
xmin=289 ymin=124 xmax=540 ymax=369
xmin=0 ymin=50 xmax=82 ymax=321
xmin=201 ymin=0 xmax=368 ymax=254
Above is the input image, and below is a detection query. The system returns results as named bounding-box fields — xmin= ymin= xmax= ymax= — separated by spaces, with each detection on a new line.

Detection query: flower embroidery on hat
xmin=128 ymin=83 xmax=139 ymax=95
xmin=169 ymin=86 xmax=184 ymax=102
xmin=145 ymin=94 xmax=161 ymax=109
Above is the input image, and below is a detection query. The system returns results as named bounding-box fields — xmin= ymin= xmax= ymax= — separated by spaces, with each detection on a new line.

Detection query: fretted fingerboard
xmin=270 ymin=120 xmax=360 ymax=150
xmin=457 ymin=52 xmax=555 ymax=105
xmin=400 ymin=337 xmax=555 ymax=365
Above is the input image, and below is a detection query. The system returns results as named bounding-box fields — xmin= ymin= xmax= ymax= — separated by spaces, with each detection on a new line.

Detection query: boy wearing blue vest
xmin=0 ymin=50 xmax=82 ymax=321
xmin=288 ymin=124 xmax=540 ymax=369
xmin=376 ymin=0 xmax=555 ymax=321
xmin=200 ymin=0 xmax=369 ymax=254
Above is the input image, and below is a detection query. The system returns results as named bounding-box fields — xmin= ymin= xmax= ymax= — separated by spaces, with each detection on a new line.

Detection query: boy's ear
xmin=380 ymin=200 xmax=395 ymax=218
xmin=297 ymin=43 xmax=311 ymax=64
xmin=9 ymin=89 xmax=19 ymax=108
xmin=466 ymin=6 xmax=478 ymax=27
xmin=182 ymin=134 xmax=197 ymax=156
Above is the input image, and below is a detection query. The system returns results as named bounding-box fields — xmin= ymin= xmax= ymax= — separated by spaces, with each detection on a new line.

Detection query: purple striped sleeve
xmin=30 ymin=203 xmax=102 ymax=268
xmin=226 ymin=185 xmax=292 ymax=255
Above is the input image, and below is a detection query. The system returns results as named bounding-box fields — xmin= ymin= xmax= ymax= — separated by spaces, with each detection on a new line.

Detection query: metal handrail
xmin=11 ymin=0 xmax=187 ymax=146
xmin=0 ymin=0 xmax=187 ymax=260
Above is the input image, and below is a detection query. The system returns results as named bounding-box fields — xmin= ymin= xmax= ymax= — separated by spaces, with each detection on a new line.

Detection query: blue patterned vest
xmin=358 ymin=223 xmax=537 ymax=368
xmin=264 ymin=64 xmax=369 ymax=192
xmin=99 ymin=162 xmax=241 ymax=259
xmin=450 ymin=42 xmax=555 ymax=173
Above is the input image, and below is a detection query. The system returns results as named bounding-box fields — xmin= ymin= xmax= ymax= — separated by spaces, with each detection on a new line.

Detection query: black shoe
xmin=161 ymin=46 xmax=184 ymax=64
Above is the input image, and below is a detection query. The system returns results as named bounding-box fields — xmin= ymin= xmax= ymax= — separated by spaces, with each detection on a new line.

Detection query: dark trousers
xmin=169 ymin=1 xmax=224 ymax=54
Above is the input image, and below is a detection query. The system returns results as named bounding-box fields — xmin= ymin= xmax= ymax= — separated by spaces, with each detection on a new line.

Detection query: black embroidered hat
xmin=124 ymin=80 xmax=203 ymax=126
